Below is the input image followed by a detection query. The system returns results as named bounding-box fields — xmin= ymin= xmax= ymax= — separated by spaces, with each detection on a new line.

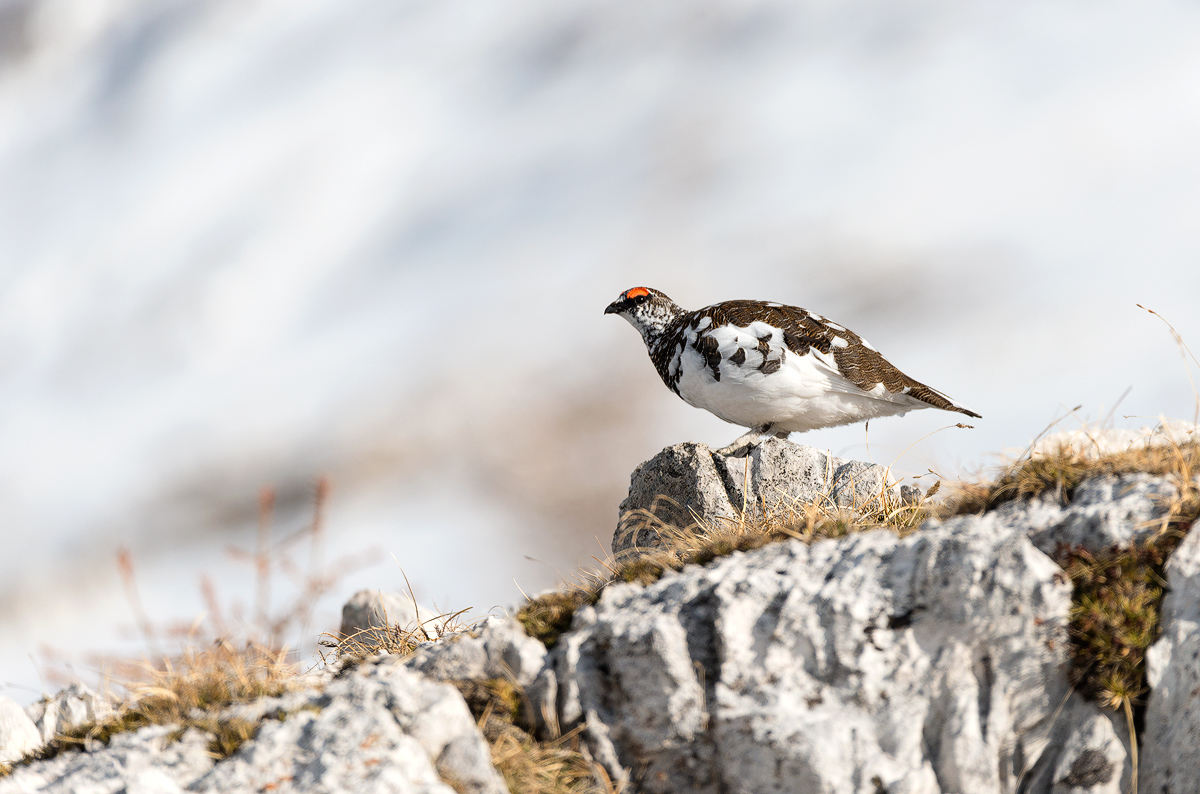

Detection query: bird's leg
xmin=716 ymin=424 xmax=777 ymax=456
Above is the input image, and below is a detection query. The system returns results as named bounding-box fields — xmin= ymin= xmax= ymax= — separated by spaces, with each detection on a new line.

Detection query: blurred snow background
xmin=2 ymin=0 xmax=1200 ymax=702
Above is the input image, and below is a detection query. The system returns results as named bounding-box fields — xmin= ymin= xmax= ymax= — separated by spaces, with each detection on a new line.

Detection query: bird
xmin=604 ymin=287 xmax=980 ymax=453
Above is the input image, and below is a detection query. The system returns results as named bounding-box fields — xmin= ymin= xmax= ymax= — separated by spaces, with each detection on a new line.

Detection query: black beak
xmin=604 ymin=299 xmax=623 ymax=315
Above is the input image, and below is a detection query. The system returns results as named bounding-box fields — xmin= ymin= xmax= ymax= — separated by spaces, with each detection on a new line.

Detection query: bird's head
xmin=604 ymin=287 xmax=684 ymax=346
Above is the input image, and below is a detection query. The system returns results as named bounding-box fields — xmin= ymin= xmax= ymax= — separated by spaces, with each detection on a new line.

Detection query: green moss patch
xmin=1057 ymin=532 xmax=1186 ymax=714
xmin=516 ymin=590 xmax=600 ymax=650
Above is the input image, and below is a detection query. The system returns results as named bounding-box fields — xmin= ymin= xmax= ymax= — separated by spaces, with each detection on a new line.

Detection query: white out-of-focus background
xmin=2 ymin=0 xmax=1199 ymax=703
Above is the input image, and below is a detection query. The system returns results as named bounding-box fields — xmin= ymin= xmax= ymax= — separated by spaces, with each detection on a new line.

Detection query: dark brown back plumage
xmin=673 ymin=300 xmax=980 ymax=418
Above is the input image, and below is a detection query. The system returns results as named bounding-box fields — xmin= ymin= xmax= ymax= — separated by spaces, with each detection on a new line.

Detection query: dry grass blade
xmin=453 ymin=678 xmax=616 ymax=794
xmin=1138 ymin=304 xmax=1200 ymax=425
xmin=488 ymin=725 xmax=614 ymax=794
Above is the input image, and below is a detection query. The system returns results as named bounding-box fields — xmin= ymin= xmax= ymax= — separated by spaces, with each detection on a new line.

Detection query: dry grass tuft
xmin=487 ymin=726 xmax=614 ymax=794
xmin=26 ymin=640 xmax=298 ymax=765
xmin=452 ymin=678 xmax=616 ymax=794
xmin=318 ymin=605 xmax=475 ymax=664
xmin=320 ymin=622 xmax=427 ymax=661
xmin=942 ymin=428 xmax=1199 ymax=517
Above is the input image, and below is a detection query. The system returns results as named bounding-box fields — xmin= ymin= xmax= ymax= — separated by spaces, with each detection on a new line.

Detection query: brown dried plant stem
xmin=255 ymin=487 xmax=275 ymax=632
xmin=1123 ymin=695 xmax=1139 ymax=794
xmin=116 ymin=546 xmax=161 ymax=658
xmin=1138 ymin=303 xmax=1200 ymax=424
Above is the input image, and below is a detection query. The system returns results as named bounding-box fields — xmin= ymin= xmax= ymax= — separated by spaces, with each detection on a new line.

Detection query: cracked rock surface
xmin=987 ymin=473 xmax=1178 ymax=556
xmin=558 ymin=520 xmax=1075 ymax=793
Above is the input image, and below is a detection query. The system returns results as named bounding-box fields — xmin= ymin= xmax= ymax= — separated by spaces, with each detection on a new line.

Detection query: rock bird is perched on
xmin=605 ymin=287 xmax=980 ymax=453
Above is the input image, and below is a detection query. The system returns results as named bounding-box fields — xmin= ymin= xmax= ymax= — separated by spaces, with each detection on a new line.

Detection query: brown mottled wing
xmin=698 ymin=300 xmax=837 ymax=355
xmin=699 ymin=300 xmax=982 ymax=418
xmin=832 ymin=342 xmax=981 ymax=417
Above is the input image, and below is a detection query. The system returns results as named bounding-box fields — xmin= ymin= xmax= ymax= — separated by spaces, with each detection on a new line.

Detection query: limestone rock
xmin=1019 ymin=692 xmax=1129 ymax=794
xmin=1 ymin=662 xmax=505 ymax=794
xmin=1142 ymin=525 xmax=1200 ymax=793
xmin=616 ymin=442 xmax=738 ymax=553
xmin=26 ymin=682 xmax=116 ymax=745
xmin=713 ymin=439 xmax=888 ymax=516
xmin=0 ymin=724 xmax=213 ymax=793
xmin=5 ymin=449 xmax=1187 ymax=792
xmin=0 ymin=697 xmax=41 ymax=766
xmin=992 ymin=473 xmax=1177 ymax=557
xmin=193 ymin=660 xmax=506 ymax=794
xmin=405 ymin=616 xmax=548 ymax=688
xmin=340 ymin=588 xmax=440 ymax=639
xmin=615 ymin=439 xmax=892 ymax=557
xmin=560 ymin=519 xmax=1074 ymax=793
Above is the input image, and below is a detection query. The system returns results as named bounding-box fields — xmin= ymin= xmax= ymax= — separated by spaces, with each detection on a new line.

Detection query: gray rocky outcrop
xmin=552 ymin=518 xmax=1075 ymax=793
xmin=920 ymin=475 xmax=1178 ymax=565
xmin=193 ymin=661 xmax=505 ymax=794
xmin=0 ymin=660 xmax=505 ymax=794
xmin=991 ymin=473 xmax=1178 ymax=557
xmin=570 ymin=443 xmax=1187 ymax=792
xmin=3 ymin=446 xmax=1195 ymax=794
xmin=1142 ymin=523 xmax=1200 ymax=793
xmin=1 ymin=724 xmax=214 ymax=794
xmin=615 ymin=439 xmax=895 ymax=557
xmin=616 ymin=441 xmax=1179 ymax=562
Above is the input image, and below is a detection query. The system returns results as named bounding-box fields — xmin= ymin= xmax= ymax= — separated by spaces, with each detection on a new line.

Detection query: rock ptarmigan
xmin=605 ymin=287 xmax=980 ymax=452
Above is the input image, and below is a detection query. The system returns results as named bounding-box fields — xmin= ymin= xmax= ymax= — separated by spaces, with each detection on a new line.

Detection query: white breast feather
xmin=674 ymin=324 xmax=932 ymax=432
